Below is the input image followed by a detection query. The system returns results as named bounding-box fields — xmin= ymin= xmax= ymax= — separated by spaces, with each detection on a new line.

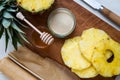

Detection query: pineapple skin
xmin=17 ymin=0 xmax=54 ymax=13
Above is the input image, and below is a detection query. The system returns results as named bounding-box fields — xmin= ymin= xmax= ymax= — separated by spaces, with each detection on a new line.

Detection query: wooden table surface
xmin=21 ymin=0 xmax=120 ymax=80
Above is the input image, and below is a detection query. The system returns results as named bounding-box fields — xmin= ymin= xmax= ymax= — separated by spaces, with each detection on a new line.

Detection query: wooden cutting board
xmin=21 ymin=0 xmax=120 ymax=80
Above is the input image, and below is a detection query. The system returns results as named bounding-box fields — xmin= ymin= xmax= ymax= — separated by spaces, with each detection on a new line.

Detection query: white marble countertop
xmin=0 ymin=0 xmax=120 ymax=79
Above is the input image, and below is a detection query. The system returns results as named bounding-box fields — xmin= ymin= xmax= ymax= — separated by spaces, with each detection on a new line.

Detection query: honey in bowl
xmin=30 ymin=28 xmax=49 ymax=49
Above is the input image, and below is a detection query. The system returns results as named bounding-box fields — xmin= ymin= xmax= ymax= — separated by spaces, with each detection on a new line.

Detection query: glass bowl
xmin=48 ymin=8 xmax=76 ymax=38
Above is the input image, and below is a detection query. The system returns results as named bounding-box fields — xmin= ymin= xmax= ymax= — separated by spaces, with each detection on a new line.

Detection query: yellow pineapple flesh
xmin=72 ymin=66 xmax=98 ymax=78
xmin=61 ymin=28 xmax=120 ymax=78
xmin=17 ymin=0 xmax=54 ymax=13
xmin=61 ymin=37 xmax=91 ymax=70
xmin=92 ymin=38 xmax=120 ymax=77
xmin=79 ymin=28 xmax=110 ymax=61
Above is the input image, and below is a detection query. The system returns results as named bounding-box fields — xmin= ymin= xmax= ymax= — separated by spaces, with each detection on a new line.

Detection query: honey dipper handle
xmin=100 ymin=7 xmax=120 ymax=26
xmin=16 ymin=12 xmax=42 ymax=35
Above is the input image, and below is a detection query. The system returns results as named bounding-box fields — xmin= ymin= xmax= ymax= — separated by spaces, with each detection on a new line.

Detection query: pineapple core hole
xmin=105 ymin=49 xmax=114 ymax=63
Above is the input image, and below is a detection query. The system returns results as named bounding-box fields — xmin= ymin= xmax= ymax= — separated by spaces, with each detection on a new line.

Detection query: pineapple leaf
xmin=2 ymin=18 xmax=11 ymax=28
xmin=0 ymin=0 xmax=30 ymax=51
xmin=3 ymin=0 xmax=9 ymax=4
xmin=14 ymin=18 xmax=28 ymax=28
xmin=6 ymin=28 xmax=12 ymax=39
xmin=5 ymin=29 xmax=9 ymax=51
xmin=19 ymin=33 xmax=29 ymax=43
xmin=12 ymin=36 xmax=18 ymax=50
xmin=11 ymin=30 xmax=18 ymax=50
xmin=14 ymin=31 xmax=23 ymax=45
xmin=9 ymin=27 xmax=13 ymax=37
xmin=9 ymin=5 xmax=17 ymax=9
xmin=16 ymin=36 xmax=23 ymax=46
xmin=0 ymin=27 xmax=4 ymax=39
xmin=0 ymin=6 xmax=5 ymax=11
xmin=3 ymin=11 xmax=13 ymax=19
xmin=11 ymin=22 xmax=25 ymax=34
xmin=7 ymin=8 xmax=18 ymax=12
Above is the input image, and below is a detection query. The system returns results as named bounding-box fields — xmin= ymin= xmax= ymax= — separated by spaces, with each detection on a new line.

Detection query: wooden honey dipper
xmin=16 ymin=12 xmax=54 ymax=45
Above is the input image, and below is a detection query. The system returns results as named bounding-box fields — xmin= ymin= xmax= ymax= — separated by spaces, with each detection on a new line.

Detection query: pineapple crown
xmin=0 ymin=0 xmax=29 ymax=51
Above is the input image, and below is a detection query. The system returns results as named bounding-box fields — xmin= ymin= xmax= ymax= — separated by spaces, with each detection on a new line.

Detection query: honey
xmin=31 ymin=29 xmax=48 ymax=49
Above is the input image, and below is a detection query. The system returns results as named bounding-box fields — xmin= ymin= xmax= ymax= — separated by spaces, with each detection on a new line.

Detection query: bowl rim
xmin=47 ymin=7 xmax=76 ymax=38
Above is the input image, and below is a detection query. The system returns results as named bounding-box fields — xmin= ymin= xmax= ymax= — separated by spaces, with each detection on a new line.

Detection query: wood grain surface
xmin=20 ymin=0 xmax=120 ymax=80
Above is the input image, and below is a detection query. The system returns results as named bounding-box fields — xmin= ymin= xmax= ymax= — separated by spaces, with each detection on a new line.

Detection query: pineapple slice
xmin=79 ymin=28 xmax=110 ymax=62
xmin=92 ymin=38 xmax=120 ymax=77
xmin=17 ymin=0 xmax=54 ymax=13
xmin=61 ymin=28 xmax=120 ymax=78
xmin=61 ymin=37 xmax=91 ymax=70
xmin=72 ymin=66 xmax=98 ymax=78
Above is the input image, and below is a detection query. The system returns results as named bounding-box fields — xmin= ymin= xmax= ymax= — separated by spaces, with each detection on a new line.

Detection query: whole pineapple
xmin=0 ymin=0 xmax=28 ymax=51
xmin=17 ymin=0 xmax=54 ymax=13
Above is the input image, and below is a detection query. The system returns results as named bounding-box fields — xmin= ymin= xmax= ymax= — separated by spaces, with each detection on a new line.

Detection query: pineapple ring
xmin=61 ymin=37 xmax=91 ymax=70
xmin=92 ymin=38 xmax=120 ymax=77
xmin=79 ymin=28 xmax=110 ymax=61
